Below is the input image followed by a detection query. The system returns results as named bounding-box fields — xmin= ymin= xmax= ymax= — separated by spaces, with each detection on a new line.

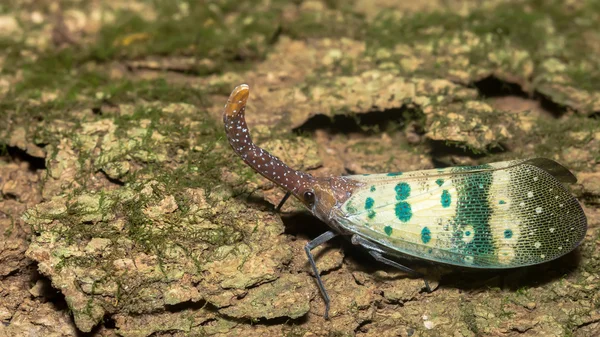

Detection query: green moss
xmin=515 ymin=286 xmax=529 ymax=296
xmin=366 ymin=11 xmax=464 ymax=49
xmin=460 ymin=301 xmax=479 ymax=335
xmin=6 ymin=1 xmax=599 ymax=333
xmin=526 ymin=115 xmax=600 ymax=168
xmin=0 ymin=0 xmax=289 ymax=131
xmin=284 ymin=325 xmax=309 ymax=337
xmin=348 ymin=141 xmax=386 ymax=155
xmin=2 ymin=215 xmax=15 ymax=237
xmin=366 ymin=1 xmax=567 ymax=52
xmin=498 ymin=296 xmax=516 ymax=318
xmin=285 ymin=10 xmax=366 ymax=40
xmin=90 ymin=1 xmax=280 ymax=68
xmin=365 ymin=0 xmax=600 ymax=88
xmin=564 ymin=64 xmax=600 ymax=92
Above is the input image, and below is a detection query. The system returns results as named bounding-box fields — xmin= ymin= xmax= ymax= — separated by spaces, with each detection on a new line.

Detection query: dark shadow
xmin=238 ymin=190 xmax=280 ymax=212
xmin=217 ymin=308 xmax=309 ymax=326
xmin=293 ymin=107 xmax=412 ymax=135
xmin=280 ymin=212 xmax=345 ymax=276
xmin=431 ymin=157 xmax=454 ymax=169
xmin=248 ymin=314 xmax=309 ymax=326
xmin=165 ymin=300 xmax=207 ymax=312
xmin=441 ymin=248 xmax=582 ymax=292
xmin=80 ymin=314 xmax=116 ymax=337
xmin=29 ymin=271 xmax=66 ymax=305
xmin=354 ymin=318 xmax=374 ymax=334
xmin=473 ymin=75 xmax=576 ymax=119
xmin=341 ymin=235 xmax=582 ymax=293
xmin=24 ymin=269 xmax=96 ymax=337
xmin=99 ymin=170 xmax=126 ymax=187
xmin=278 ymin=210 xmax=583 ymax=296
xmin=534 ymin=91 xmax=568 ymax=118
xmin=91 ymin=107 xmax=102 ymax=116
xmin=268 ymin=25 xmax=283 ymax=45
xmin=5 ymin=145 xmax=46 ymax=171
xmin=103 ymin=315 xmax=116 ymax=329
xmin=280 ymin=212 xmax=330 ymax=238
xmin=428 ymin=139 xmax=507 ymax=159
xmin=473 ymin=75 xmax=528 ymax=98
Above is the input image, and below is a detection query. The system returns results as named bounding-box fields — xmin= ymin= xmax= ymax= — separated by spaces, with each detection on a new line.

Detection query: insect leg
xmin=305 ymin=230 xmax=338 ymax=319
xmin=351 ymin=235 xmax=431 ymax=292
xmin=275 ymin=191 xmax=292 ymax=211
xmin=368 ymin=250 xmax=431 ymax=292
xmin=351 ymin=234 xmax=387 ymax=253
xmin=369 ymin=250 xmax=431 ymax=293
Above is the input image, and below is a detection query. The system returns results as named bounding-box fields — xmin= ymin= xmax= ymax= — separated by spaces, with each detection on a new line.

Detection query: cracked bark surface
xmin=1 ymin=0 xmax=599 ymax=336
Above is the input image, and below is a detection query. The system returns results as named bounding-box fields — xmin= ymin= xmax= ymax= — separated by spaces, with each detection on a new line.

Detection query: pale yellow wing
xmin=335 ymin=159 xmax=586 ymax=268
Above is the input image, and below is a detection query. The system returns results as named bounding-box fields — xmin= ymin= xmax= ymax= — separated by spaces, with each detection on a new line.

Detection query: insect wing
xmin=336 ymin=160 xmax=587 ymax=268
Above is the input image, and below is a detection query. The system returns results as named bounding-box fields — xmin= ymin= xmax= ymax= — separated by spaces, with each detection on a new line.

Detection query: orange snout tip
xmin=224 ymin=84 xmax=250 ymax=118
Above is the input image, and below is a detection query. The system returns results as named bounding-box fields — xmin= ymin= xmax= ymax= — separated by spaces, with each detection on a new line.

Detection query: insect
xmin=223 ymin=84 xmax=587 ymax=319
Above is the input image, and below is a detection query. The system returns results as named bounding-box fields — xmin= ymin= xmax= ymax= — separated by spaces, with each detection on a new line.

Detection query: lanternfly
xmin=223 ymin=84 xmax=587 ymax=319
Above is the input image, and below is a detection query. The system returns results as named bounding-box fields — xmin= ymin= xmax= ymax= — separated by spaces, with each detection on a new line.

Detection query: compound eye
xmin=303 ymin=190 xmax=315 ymax=206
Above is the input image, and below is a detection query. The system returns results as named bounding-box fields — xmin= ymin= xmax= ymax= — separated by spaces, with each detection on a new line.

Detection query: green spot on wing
xmin=435 ymin=178 xmax=444 ymax=186
xmin=394 ymin=201 xmax=412 ymax=222
xmin=387 ymin=171 xmax=403 ymax=176
xmin=370 ymin=185 xmax=376 ymax=192
xmin=365 ymin=197 xmax=376 ymax=219
xmin=421 ymin=227 xmax=431 ymax=243
xmin=365 ymin=197 xmax=374 ymax=210
xmin=504 ymin=229 xmax=513 ymax=239
xmin=499 ymin=200 xmax=506 ymax=204
xmin=395 ymin=182 xmax=411 ymax=200
xmin=384 ymin=226 xmax=393 ymax=236
xmin=346 ymin=199 xmax=357 ymax=214
xmin=441 ymin=190 xmax=451 ymax=208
